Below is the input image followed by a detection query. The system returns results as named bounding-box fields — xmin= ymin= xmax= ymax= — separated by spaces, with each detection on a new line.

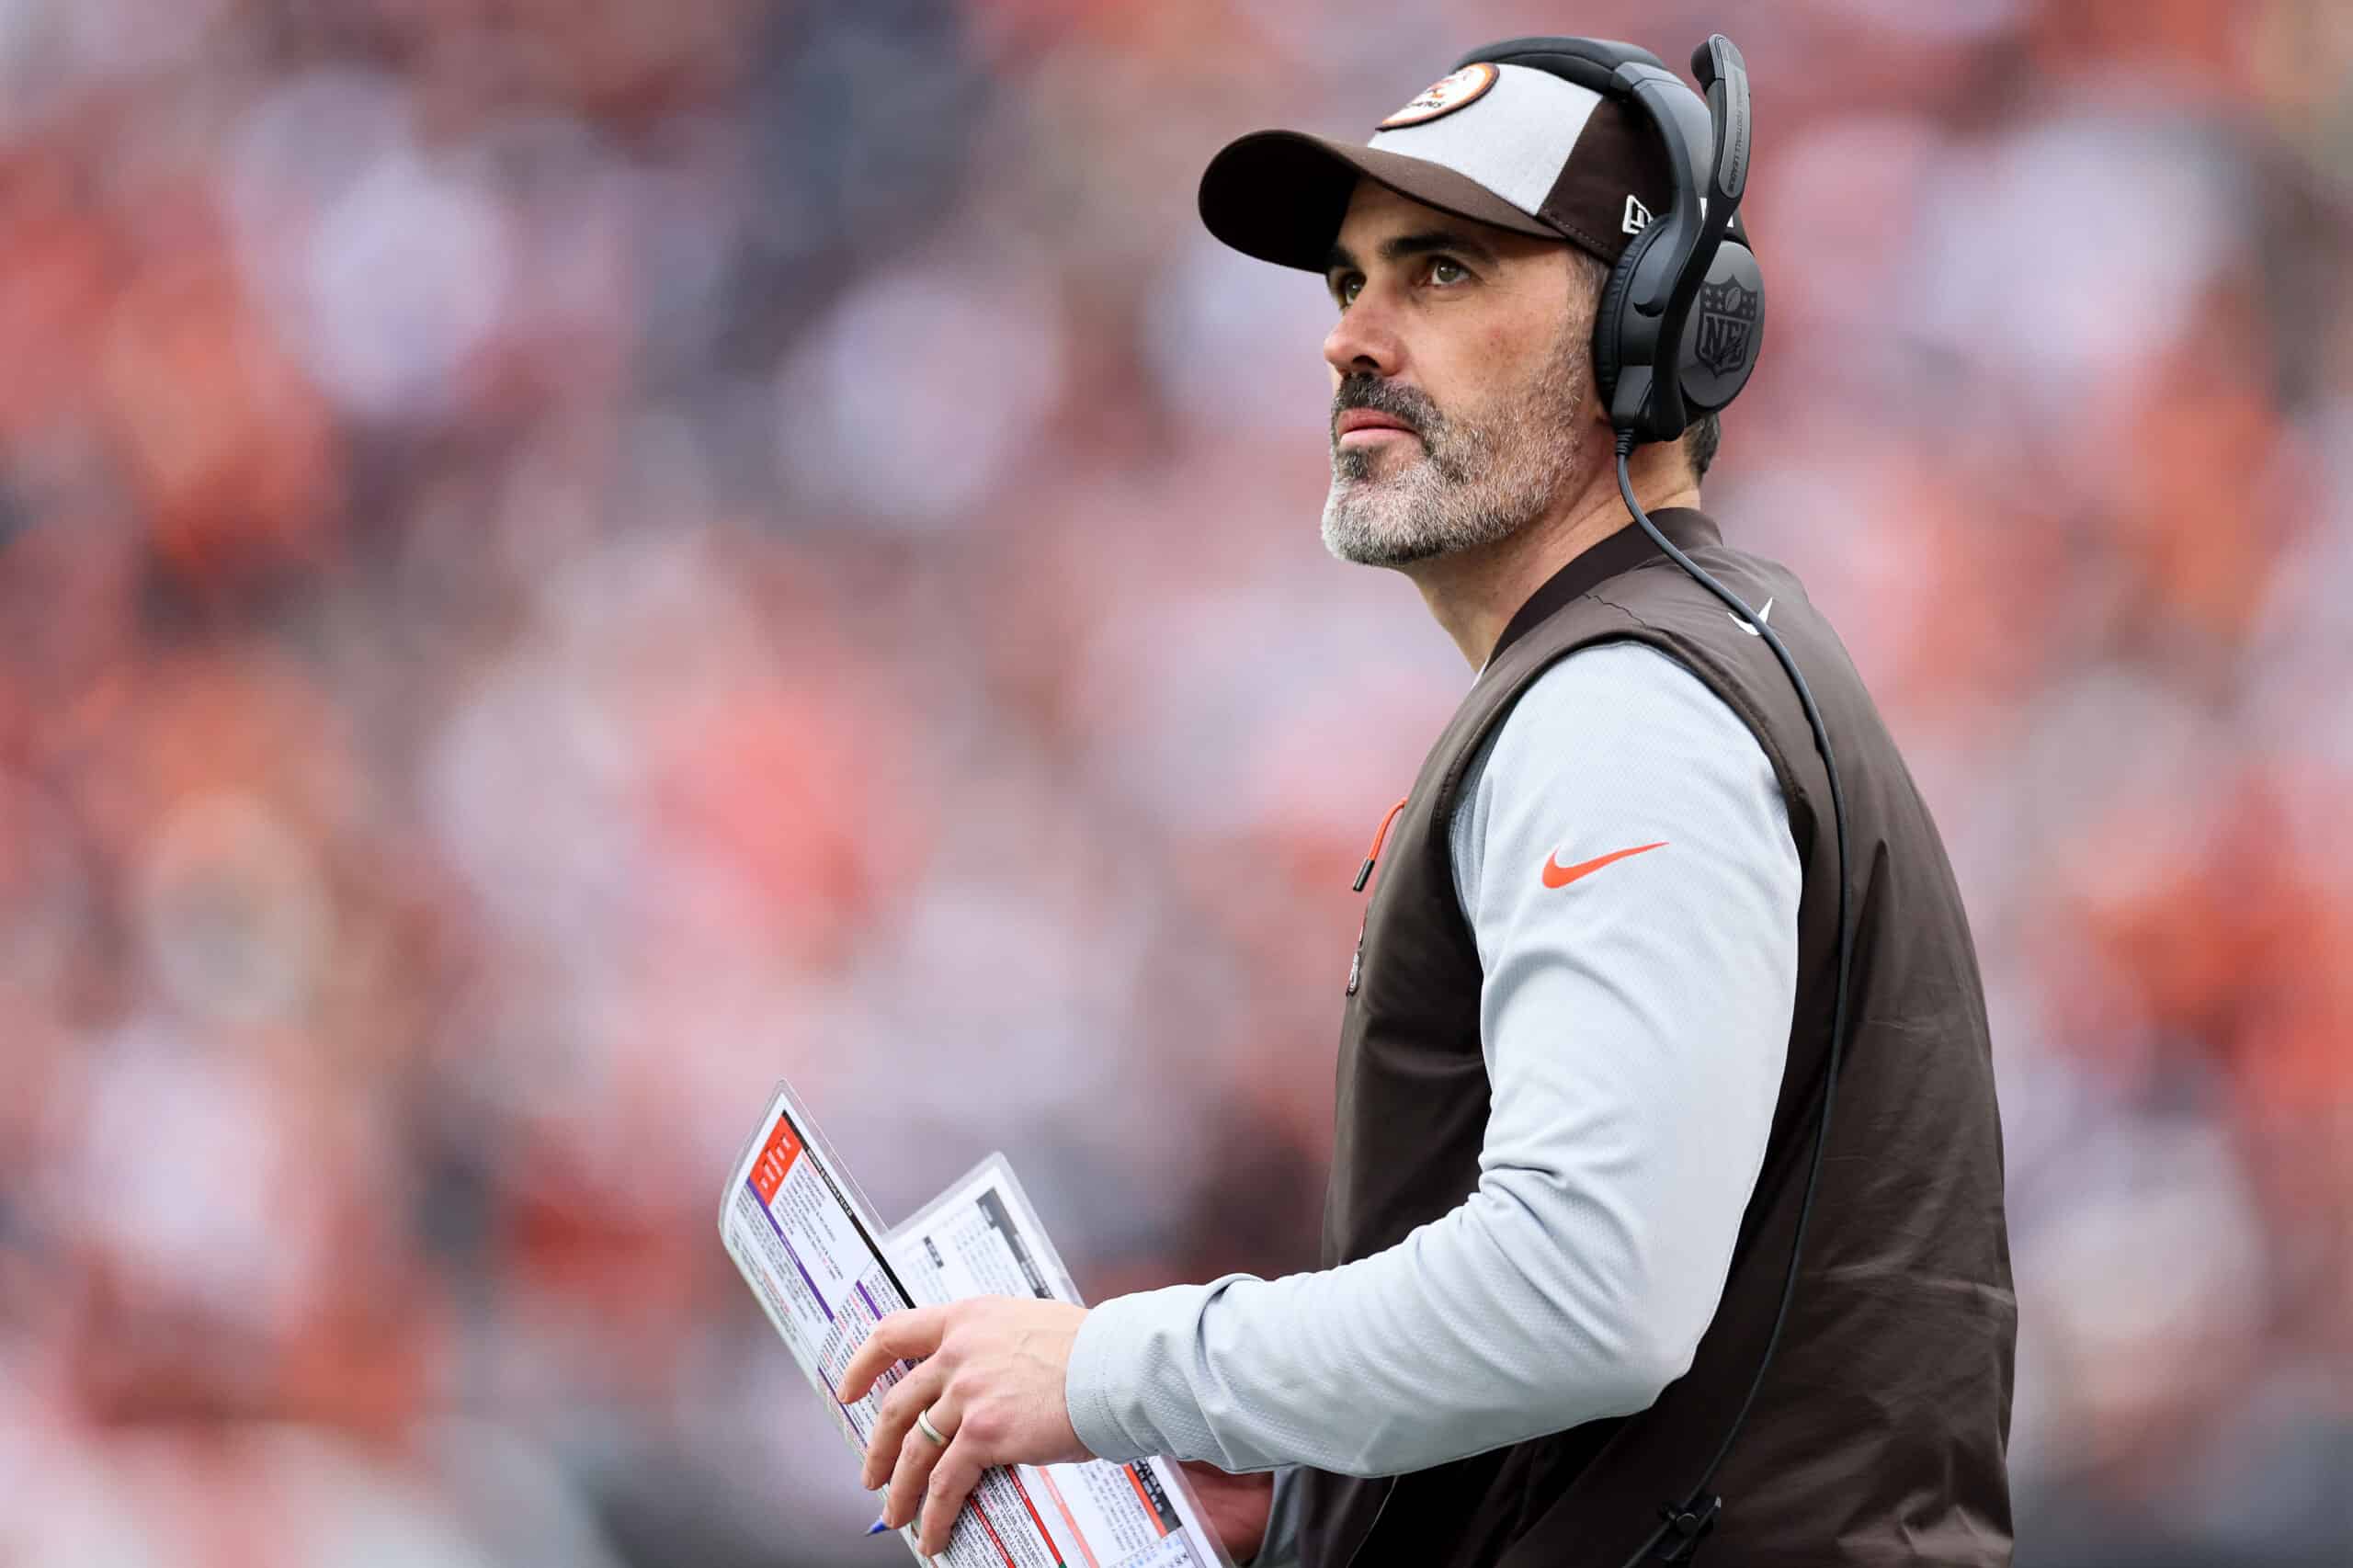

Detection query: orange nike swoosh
xmin=1540 ymin=841 xmax=1668 ymax=889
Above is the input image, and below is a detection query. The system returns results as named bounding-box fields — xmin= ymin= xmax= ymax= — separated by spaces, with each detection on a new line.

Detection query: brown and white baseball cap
xmin=1199 ymin=44 xmax=1675 ymax=274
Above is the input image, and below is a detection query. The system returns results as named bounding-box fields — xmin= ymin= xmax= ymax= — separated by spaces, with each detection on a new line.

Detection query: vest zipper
xmin=1342 ymin=797 xmax=1410 ymax=1520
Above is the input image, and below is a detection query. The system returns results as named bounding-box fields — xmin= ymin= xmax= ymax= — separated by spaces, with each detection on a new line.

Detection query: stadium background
xmin=1 ymin=0 xmax=2348 ymax=1563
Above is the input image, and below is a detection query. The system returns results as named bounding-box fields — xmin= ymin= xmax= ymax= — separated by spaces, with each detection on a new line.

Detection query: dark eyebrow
xmin=1323 ymin=228 xmax=1503 ymax=277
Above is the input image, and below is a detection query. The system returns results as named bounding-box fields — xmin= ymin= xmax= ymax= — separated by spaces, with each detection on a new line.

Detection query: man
xmin=838 ymin=38 xmax=2016 ymax=1567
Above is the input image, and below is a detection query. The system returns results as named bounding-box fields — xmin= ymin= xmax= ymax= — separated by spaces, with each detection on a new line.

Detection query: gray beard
xmin=1320 ymin=335 xmax=1585 ymax=569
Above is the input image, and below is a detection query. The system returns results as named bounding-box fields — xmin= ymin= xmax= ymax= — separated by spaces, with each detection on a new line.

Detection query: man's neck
xmin=1405 ymin=464 xmax=1701 ymax=671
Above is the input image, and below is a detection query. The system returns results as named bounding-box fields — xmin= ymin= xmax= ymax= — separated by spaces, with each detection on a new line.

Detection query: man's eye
xmin=1336 ymin=275 xmax=1363 ymax=309
xmin=1428 ymin=257 xmax=1468 ymax=286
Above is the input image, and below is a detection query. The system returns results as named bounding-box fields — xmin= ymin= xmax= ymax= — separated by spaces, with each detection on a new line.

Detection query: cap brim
xmin=1198 ymin=130 xmax=1562 ymax=273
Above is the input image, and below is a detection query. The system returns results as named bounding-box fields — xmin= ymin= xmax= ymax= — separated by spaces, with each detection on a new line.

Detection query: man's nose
xmin=1324 ymin=293 xmax=1403 ymax=381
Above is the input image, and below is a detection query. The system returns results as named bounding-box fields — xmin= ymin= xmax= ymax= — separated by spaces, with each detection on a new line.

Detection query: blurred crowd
xmin=1 ymin=0 xmax=2348 ymax=1563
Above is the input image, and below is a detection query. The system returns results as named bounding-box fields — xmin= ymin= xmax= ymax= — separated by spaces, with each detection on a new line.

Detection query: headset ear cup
xmin=1675 ymin=238 xmax=1765 ymax=416
xmin=1592 ymin=222 xmax=1659 ymax=430
xmin=1591 ymin=234 xmax=1636 ymax=411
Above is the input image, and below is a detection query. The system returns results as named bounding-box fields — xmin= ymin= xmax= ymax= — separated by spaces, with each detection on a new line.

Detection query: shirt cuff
xmin=1066 ymin=1284 xmax=1203 ymax=1463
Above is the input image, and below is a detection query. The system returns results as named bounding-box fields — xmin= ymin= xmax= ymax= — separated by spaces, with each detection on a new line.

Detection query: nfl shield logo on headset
xmin=1694 ymin=278 xmax=1760 ymax=379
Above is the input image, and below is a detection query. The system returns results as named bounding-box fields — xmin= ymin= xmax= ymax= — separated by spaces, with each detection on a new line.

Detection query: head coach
xmin=838 ymin=33 xmax=2016 ymax=1568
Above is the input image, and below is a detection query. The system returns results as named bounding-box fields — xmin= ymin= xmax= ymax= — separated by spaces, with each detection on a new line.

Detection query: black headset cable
xmin=1609 ymin=430 xmax=1855 ymax=1567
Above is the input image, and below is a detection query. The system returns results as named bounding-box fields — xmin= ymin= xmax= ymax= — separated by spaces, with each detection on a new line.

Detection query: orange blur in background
xmin=0 ymin=2 xmax=2348 ymax=1565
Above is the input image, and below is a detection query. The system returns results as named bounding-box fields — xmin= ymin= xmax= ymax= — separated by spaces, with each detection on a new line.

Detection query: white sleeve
xmin=1064 ymin=641 xmax=1799 ymax=1477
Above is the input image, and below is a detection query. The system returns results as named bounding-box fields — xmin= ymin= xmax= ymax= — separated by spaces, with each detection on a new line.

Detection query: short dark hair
xmin=1684 ymin=410 xmax=1720 ymax=481
xmin=1568 ymin=248 xmax=1719 ymax=483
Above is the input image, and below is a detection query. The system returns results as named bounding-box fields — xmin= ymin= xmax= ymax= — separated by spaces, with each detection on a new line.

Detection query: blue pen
xmin=867 ymin=1517 xmax=892 ymax=1536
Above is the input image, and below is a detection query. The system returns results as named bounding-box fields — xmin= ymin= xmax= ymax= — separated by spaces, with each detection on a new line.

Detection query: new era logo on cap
xmin=1622 ymin=194 xmax=1653 ymax=234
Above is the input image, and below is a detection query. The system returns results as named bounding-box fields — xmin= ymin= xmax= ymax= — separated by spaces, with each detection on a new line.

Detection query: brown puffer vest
xmin=1297 ymin=509 xmax=2015 ymax=1568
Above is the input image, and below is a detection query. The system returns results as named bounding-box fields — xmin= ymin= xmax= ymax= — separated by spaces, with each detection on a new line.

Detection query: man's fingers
xmin=917 ymin=1432 xmax=990 ymax=1558
xmin=885 ymin=1395 xmax=959 ymax=1535
xmin=835 ymin=1305 xmax=949 ymax=1405
xmin=860 ymin=1360 xmax=947 ymax=1491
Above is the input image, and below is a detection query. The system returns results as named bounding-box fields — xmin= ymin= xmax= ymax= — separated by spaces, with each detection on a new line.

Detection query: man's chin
xmin=1322 ymin=477 xmax=1533 ymax=569
xmin=1321 ymin=497 xmax=1449 ymax=569
xmin=1326 ymin=533 xmax=1448 ymax=569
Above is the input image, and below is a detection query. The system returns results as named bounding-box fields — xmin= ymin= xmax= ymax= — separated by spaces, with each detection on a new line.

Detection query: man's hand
xmin=835 ymin=1298 xmax=1094 ymax=1557
xmin=1176 ymin=1460 xmax=1275 ymax=1562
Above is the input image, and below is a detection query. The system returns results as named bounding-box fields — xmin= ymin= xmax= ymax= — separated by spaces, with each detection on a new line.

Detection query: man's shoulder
xmin=1484 ymin=638 xmax=1747 ymax=762
xmin=1460 ymin=635 xmax=1775 ymax=820
xmin=1446 ymin=630 xmax=1798 ymax=921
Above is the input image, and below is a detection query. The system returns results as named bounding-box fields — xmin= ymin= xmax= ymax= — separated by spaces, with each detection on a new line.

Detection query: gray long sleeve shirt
xmin=1063 ymin=641 xmax=1801 ymax=1563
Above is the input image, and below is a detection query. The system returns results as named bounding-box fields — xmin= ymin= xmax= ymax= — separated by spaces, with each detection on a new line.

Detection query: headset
xmin=1456 ymin=34 xmax=1855 ymax=1568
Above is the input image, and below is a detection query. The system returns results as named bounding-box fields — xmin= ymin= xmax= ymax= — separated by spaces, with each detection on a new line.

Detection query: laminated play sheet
xmin=719 ymin=1082 xmax=1233 ymax=1568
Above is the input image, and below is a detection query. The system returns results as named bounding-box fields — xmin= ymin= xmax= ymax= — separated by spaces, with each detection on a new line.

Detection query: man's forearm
xmin=1067 ymin=1168 xmax=1722 ymax=1475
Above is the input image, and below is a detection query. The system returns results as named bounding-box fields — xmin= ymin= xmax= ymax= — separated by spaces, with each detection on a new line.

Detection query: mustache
xmin=1332 ymin=374 xmax=1443 ymax=442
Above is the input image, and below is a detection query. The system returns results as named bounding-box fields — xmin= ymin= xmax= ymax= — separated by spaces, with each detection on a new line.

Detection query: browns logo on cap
xmin=1377 ymin=62 xmax=1498 ymax=131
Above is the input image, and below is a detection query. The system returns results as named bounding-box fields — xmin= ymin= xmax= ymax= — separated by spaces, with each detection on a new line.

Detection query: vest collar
xmin=1483 ymin=508 xmax=1721 ymax=669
